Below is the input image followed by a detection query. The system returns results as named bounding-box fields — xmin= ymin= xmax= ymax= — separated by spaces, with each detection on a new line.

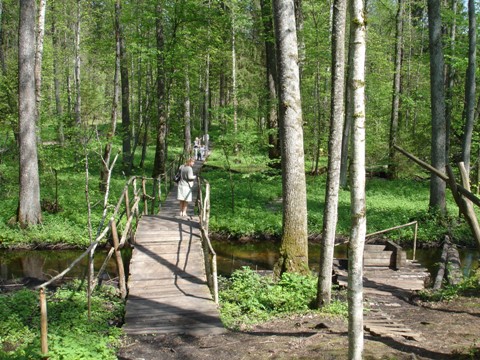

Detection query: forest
xmin=1 ymin=0 xmax=480 ymax=358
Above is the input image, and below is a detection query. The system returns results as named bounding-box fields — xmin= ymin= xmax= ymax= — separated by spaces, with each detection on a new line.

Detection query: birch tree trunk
xmin=152 ymin=1 xmax=167 ymax=178
xmin=232 ymin=11 xmax=238 ymax=152
xmin=317 ymin=0 xmax=347 ymax=307
xmin=348 ymin=0 xmax=367 ymax=355
xmin=388 ymin=0 xmax=404 ymax=179
xmin=100 ymin=0 xmax=121 ymax=192
xmin=74 ymin=0 xmax=81 ymax=127
xmin=18 ymin=0 xmax=42 ymax=227
xmin=273 ymin=0 xmax=308 ymax=275
xmin=184 ymin=72 xmax=191 ymax=155
xmin=427 ymin=0 xmax=447 ymax=213
xmin=34 ymin=0 xmax=46 ymax=130
xmin=51 ymin=0 xmax=64 ymax=146
xmin=118 ymin=0 xmax=131 ymax=175
xmin=461 ymin=0 xmax=476 ymax=175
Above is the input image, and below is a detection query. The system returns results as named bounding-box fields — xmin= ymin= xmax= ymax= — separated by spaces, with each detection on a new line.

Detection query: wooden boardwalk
xmin=123 ymin=160 xmax=225 ymax=336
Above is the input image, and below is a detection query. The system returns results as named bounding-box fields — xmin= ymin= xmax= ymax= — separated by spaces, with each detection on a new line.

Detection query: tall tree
xmin=184 ymin=72 xmax=191 ymax=155
xmin=0 ymin=0 xmax=4 ymax=74
xmin=461 ymin=0 xmax=476 ymax=175
xmin=348 ymin=0 xmax=367 ymax=356
xmin=152 ymin=1 xmax=167 ymax=178
xmin=388 ymin=0 xmax=404 ymax=179
xmin=427 ymin=0 xmax=447 ymax=213
xmin=74 ymin=0 xmax=81 ymax=127
xmin=17 ymin=0 xmax=42 ymax=227
xmin=273 ymin=0 xmax=308 ymax=275
xmin=51 ymin=0 xmax=64 ymax=145
xmin=316 ymin=0 xmax=347 ymax=307
xmin=118 ymin=0 xmax=132 ymax=175
xmin=34 ymin=0 xmax=46 ymax=129
xmin=260 ymin=0 xmax=280 ymax=162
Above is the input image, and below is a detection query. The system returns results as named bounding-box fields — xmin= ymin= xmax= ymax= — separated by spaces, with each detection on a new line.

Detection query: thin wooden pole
xmin=111 ymin=220 xmax=127 ymax=299
xmin=413 ymin=221 xmax=418 ymax=260
xmin=142 ymin=177 xmax=148 ymax=215
xmin=125 ymin=188 xmax=131 ymax=220
xmin=39 ymin=288 xmax=48 ymax=358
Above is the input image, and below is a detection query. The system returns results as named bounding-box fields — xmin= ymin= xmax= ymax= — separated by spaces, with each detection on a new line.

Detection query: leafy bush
xmin=219 ymin=267 xmax=346 ymax=329
xmin=0 ymin=281 xmax=124 ymax=359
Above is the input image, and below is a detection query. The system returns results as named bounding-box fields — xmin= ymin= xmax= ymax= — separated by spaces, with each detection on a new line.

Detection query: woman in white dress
xmin=177 ymin=158 xmax=196 ymax=216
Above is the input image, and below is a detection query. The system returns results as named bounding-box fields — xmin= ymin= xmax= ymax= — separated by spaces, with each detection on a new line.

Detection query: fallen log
xmin=433 ymin=237 xmax=449 ymax=290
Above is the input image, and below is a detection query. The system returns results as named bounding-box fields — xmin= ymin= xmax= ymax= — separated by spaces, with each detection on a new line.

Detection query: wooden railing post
xmin=40 ymin=288 xmax=48 ymax=358
xmin=142 ymin=177 xmax=148 ymax=215
xmin=124 ymin=188 xmax=131 ymax=220
xmin=110 ymin=220 xmax=127 ymax=299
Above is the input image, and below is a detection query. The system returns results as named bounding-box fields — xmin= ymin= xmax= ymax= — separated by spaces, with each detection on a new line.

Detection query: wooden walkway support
xmin=123 ymin=160 xmax=225 ymax=336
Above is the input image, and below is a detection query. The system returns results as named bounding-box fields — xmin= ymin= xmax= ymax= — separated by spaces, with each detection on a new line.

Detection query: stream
xmin=0 ymin=242 xmax=478 ymax=283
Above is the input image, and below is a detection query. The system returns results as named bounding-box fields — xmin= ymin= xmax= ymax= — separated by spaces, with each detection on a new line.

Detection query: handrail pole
xmin=142 ymin=177 xmax=148 ymax=215
xmin=40 ymin=288 xmax=48 ymax=358
xmin=413 ymin=221 xmax=418 ymax=261
xmin=111 ymin=219 xmax=127 ymax=299
xmin=125 ymin=188 xmax=131 ymax=220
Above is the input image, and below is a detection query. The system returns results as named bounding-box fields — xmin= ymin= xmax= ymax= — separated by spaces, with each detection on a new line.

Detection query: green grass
xmin=203 ymin=151 xmax=470 ymax=245
xmin=0 ymin=281 xmax=124 ymax=359
xmin=219 ymin=267 xmax=347 ymax=329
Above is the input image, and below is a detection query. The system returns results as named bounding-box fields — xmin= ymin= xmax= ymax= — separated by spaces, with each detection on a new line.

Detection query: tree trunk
xmin=272 ymin=0 xmax=308 ymax=275
xmin=427 ymin=0 xmax=447 ymax=213
xmin=34 ymin=0 xmax=46 ymax=132
xmin=204 ymin=53 xmax=210 ymax=149
xmin=388 ymin=0 xmax=404 ymax=179
xmin=339 ymin=21 xmax=354 ymax=189
xmin=100 ymin=0 xmax=121 ymax=193
xmin=51 ymin=0 xmax=64 ymax=146
xmin=444 ymin=0 xmax=456 ymax=160
xmin=152 ymin=1 xmax=167 ymax=178
xmin=317 ymin=0 xmax=347 ymax=307
xmin=184 ymin=72 xmax=191 ymax=155
xmin=74 ymin=0 xmax=81 ymax=127
xmin=17 ymin=0 xmax=42 ymax=227
xmin=0 ymin=0 xmax=5 ymax=74
xmin=260 ymin=0 xmax=280 ymax=162
xmin=348 ymin=0 xmax=367 ymax=356
xmin=118 ymin=0 xmax=131 ymax=175
xmin=461 ymin=0 xmax=476 ymax=175
xmin=232 ymin=11 xmax=238 ymax=152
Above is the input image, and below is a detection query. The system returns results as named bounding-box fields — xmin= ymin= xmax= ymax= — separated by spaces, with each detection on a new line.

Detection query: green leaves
xmin=0 ymin=282 xmax=124 ymax=359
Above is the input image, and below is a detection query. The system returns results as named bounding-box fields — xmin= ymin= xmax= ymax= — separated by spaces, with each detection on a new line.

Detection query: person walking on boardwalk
xmin=177 ymin=158 xmax=196 ymax=216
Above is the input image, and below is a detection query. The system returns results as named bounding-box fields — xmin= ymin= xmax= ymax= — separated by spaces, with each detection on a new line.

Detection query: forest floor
xmin=117 ymin=290 xmax=480 ymax=360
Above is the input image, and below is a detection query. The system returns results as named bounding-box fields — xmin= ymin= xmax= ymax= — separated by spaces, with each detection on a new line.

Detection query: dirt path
xmin=117 ymin=290 xmax=480 ymax=360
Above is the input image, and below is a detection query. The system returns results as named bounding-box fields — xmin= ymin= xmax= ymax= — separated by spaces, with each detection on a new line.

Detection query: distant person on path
xmin=177 ymin=158 xmax=196 ymax=217
xmin=193 ymin=137 xmax=200 ymax=160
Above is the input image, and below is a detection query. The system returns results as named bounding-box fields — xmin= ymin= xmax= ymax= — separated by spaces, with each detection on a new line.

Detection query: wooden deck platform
xmin=123 ymin=160 xmax=225 ymax=336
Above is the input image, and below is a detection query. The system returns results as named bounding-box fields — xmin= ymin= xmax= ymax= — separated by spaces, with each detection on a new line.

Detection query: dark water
xmin=0 ymin=242 xmax=478 ymax=282
xmin=213 ymin=241 xmax=480 ymax=278
xmin=0 ymin=248 xmax=131 ymax=284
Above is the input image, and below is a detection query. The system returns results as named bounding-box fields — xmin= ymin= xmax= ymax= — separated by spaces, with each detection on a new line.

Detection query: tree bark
xmin=272 ymin=0 xmax=308 ymax=275
xmin=17 ymin=0 xmax=42 ymax=227
xmin=231 ymin=10 xmax=238 ymax=152
xmin=152 ymin=1 xmax=167 ymax=178
xmin=348 ymin=0 xmax=367 ymax=355
xmin=388 ymin=0 xmax=404 ymax=179
xmin=74 ymin=0 xmax=81 ymax=127
xmin=51 ymin=0 xmax=64 ymax=146
xmin=261 ymin=0 xmax=280 ymax=162
xmin=118 ymin=0 xmax=132 ymax=175
xmin=34 ymin=0 xmax=46 ymax=131
xmin=339 ymin=19 xmax=355 ymax=189
xmin=461 ymin=0 xmax=476 ymax=175
xmin=317 ymin=0 xmax=347 ymax=307
xmin=0 ymin=0 xmax=5 ymax=74
xmin=184 ymin=72 xmax=191 ymax=155
xmin=100 ymin=0 xmax=121 ymax=193
xmin=427 ymin=0 xmax=447 ymax=213
xmin=444 ymin=0 xmax=456 ymax=160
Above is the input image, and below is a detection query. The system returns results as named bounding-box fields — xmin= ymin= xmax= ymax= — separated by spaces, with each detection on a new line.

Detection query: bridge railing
xmin=196 ymin=177 xmax=219 ymax=304
xmin=35 ymin=155 xmax=184 ymax=296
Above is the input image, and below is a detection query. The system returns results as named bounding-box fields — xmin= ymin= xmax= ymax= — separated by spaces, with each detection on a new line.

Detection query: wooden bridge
xmin=122 ymin=160 xmax=225 ymax=336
